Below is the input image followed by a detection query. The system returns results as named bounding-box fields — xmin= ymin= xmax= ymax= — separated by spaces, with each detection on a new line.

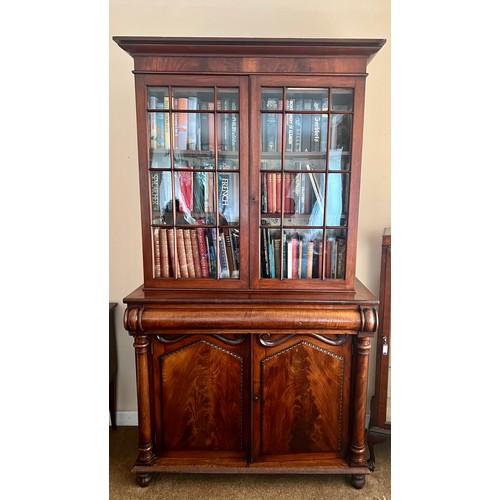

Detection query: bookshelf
xmin=115 ymin=36 xmax=385 ymax=489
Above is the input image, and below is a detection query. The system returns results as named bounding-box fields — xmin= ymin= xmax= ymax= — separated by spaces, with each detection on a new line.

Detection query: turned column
xmin=349 ymin=335 xmax=372 ymax=488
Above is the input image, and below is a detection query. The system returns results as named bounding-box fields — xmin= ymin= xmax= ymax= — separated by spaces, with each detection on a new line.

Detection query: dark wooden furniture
xmin=114 ymin=37 xmax=385 ymax=489
xmin=109 ymin=302 xmax=118 ymax=430
xmin=367 ymin=228 xmax=391 ymax=469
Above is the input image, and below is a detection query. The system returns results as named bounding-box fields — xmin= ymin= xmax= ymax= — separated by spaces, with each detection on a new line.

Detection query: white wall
xmin=109 ymin=0 xmax=391 ymax=420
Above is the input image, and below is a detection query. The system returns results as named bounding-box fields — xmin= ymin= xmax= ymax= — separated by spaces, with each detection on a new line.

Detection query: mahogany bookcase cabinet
xmin=114 ymin=36 xmax=385 ymax=489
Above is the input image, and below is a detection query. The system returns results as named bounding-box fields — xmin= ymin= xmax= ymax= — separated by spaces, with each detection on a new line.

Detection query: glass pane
xmin=325 ymin=229 xmax=347 ymax=279
xmin=172 ymin=88 xmax=214 ymax=109
xmin=173 ymin=113 xmax=215 ymax=168
xmin=331 ymin=88 xmax=353 ymax=112
xmin=148 ymin=110 xmax=170 ymax=161
xmin=326 ymin=173 xmax=349 ymax=227
xmin=260 ymin=172 xmax=282 ymax=216
xmin=218 ymin=173 xmax=239 ymax=225
xmin=283 ymin=172 xmax=325 ymax=227
xmin=261 ymin=114 xmax=282 ymax=154
xmin=275 ymin=229 xmax=324 ymax=280
xmin=173 ymin=171 xmax=215 ymax=225
xmin=151 ymin=171 xmax=172 ymax=224
xmin=218 ymin=88 xmax=239 ymax=110
xmin=218 ymin=227 xmax=240 ymax=279
xmin=260 ymin=227 xmax=282 ymax=279
xmin=217 ymin=113 xmax=239 ymax=169
xmin=261 ymin=89 xmax=283 ymax=109
xmin=148 ymin=87 xmax=169 ymax=109
xmin=286 ymin=88 xmax=328 ymax=108
xmin=329 ymin=114 xmax=352 ymax=170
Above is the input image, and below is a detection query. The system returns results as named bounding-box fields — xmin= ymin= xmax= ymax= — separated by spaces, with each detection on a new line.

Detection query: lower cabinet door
xmin=151 ymin=333 xmax=251 ymax=457
xmin=252 ymin=333 xmax=353 ymax=461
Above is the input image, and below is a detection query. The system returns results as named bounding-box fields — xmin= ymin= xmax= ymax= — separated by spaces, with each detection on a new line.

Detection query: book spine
xmin=294 ymin=99 xmax=303 ymax=152
xmin=311 ymin=99 xmax=321 ymax=152
xmin=291 ymin=234 xmax=299 ymax=279
xmin=149 ymin=96 xmax=158 ymax=149
xmin=336 ymin=238 xmax=346 ymax=279
xmin=196 ymin=227 xmax=210 ymax=278
xmin=176 ymin=228 xmax=189 ymax=278
xmin=183 ymin=228 xmax=196 ymax=278
xmin=189 ymin=229 xmax=202 ymax=278
xmin=167 ymin=228 xmax=180 ymax=277
xmin=218 ymin=231 xmax=230 ymax=278
xmin=153 ymin=227 xmax=161 ymax=278
xmin=159 ymin=228 xmax=170 ymax=278
xmin=231 ymin=98 xmax=238 ymax=152
xmin=178 ymin=170 xmax=193 ymax=213
xmin=306 ymin=241 xmax=314 ymax=279
xmin=156 ymin=102 xmax=165 ymax=150
xmin=274 ymin=237 xmax=281 ymax=279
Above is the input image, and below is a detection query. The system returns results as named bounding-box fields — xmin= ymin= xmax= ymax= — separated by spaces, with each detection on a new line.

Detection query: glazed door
xmin=151 ymin=333 xmax=251 ymax=458
xmin=252 ymin=333 xmax=353 ymax=461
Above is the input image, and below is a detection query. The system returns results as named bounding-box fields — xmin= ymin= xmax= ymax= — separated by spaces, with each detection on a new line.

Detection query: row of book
xmin=261 ymin=229 xmax=346 ymax=280
xmin=149 ymin=96 xmax=239 ymax=154
xmin=153 ymin=227 xmax=240 ymax=280
xmin=261 ymin=97 xmax=352 ymax=156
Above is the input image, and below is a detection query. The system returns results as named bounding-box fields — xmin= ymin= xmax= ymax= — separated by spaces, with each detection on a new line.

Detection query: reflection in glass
xmin=148 ymin=88 xmax=169 ymax=109
xmin=331 ymin=88 xmax=353 ymax=112
xmin=326 ymin=173 xmax=349 ymax=227
xmin=217 ymin=111 xmax=239 ymax=169
xmin=325 ymin=229 xmax=347 ymax=279
xmin=329 ymin=114 xmax=352 ymax=170
xmin=281 ymin=172 xmax=325 ymax=227
xmin=151 ymin=171 xmax=172 ymax=224
xmin=261 ymin=88 xmax=283 ymax=109
xmin=218 ymin=88 xmax=239 ymax=110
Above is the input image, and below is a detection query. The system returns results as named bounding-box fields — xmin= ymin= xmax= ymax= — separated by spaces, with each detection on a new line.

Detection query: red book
xmin=196 ymin=227 xmax=210 ymax=278
xmin=183 ymin=229 xmax=196 ymax=278
xmin=190 ymin=229 xmax=203 ymax=278
xmin=178 ymin=170 xmax=193 ymax=213
xmin=276 ymin=173 xmax=282 ymax=213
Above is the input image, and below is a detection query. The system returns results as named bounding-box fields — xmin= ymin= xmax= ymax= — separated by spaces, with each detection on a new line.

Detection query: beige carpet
xmin=110 ymin=426 xmax=390 ymax=499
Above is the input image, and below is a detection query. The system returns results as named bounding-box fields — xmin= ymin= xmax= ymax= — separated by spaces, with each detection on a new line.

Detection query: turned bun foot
xmin=136 ymin=473 xmax=152 ymax=487
xmin=350 ymin=474 xmax=365 ymax=489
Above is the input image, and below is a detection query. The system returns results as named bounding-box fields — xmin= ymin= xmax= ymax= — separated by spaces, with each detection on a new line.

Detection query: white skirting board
xmin=110 ymin=412 xmax=371 ymax=429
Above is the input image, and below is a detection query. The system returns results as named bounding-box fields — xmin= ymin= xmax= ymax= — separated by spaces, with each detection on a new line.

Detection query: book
xmin=223 ymin=228 xmax=238 ymax=278
xmin=264 ymin=98 xmax=279 ymax=152
xmin=231 ymin=99 xmax=238 ymax=152
xmin=175 ymin=97 xmax=188 ymax=151
xmin=306 ymin=241 xmax=314 ymax=279
xmin=261 ymin=228 xmax=269 ymax=278
xmin=218 ymin=173 xmax=239 ymax=224
xmin=294 ymin=98 xmax=303 ymax=152
xmin=176 ymin=228 xmax=189 ymax=278
xmin=190 ymin=229 xmax=203 ymax=278
xmin=273 ymin=237 xmax=281 ymax=279
xmin=336 ymin=238 xmax=346 ymax=279
xmin=196 ymin=227 xmax=210 ymax=278
xmin=301 ymin=99 xmax=312 ymax=152
xmin=291 ymin=233 xmax=300 ymax=279
xmin=159 ymin=228 xmax=170 ymax=278
xmin=167 ymin=228 xmax=180 ymax=277
xmin=153 ymin=227 xmax=161 ymax=278
xmin=177 ymin=170 xmax=194 ymax=213
xmin=285 ymin=98 xmax=294 ymax=153
xmin=187 ymin=96 xmax=201 ymax=150
xmin=311 ymin=99 xmax=321 ymax=152
xmin=218 ymin=231 xmax=230 ymax=278
xmin=183 ymin=229 xmax=196 ymax=278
